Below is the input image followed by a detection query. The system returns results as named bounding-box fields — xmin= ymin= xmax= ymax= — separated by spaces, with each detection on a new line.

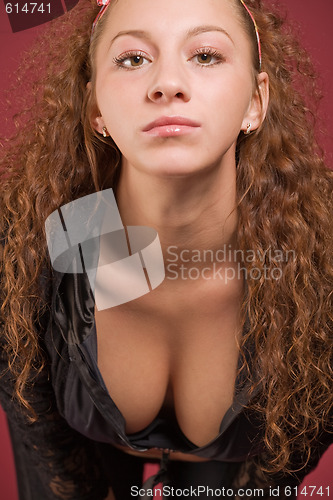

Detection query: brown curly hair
xmin=0 ymin=0 xmax=332 ymax=477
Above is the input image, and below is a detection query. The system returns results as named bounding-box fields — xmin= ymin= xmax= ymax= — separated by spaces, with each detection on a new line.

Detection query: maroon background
xmin=3 ymin=0 xmax=79 ymax=32
xmin=0 ymin=1 xmax=332 ymax=499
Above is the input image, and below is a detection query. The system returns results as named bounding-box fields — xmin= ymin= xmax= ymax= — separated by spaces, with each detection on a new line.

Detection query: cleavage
xmin=95 ymin=301 xmax=240 ymax=447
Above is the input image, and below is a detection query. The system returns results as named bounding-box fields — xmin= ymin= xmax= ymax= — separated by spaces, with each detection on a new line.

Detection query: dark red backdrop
xmin=0 ymin=1 xmax=332 ymax=499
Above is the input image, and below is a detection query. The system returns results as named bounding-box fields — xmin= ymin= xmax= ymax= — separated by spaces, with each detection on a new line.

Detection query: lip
xmin=142 ymin=116 xmax=201 ymax=137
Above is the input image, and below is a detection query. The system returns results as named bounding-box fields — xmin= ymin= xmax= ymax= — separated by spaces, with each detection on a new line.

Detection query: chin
xmin=132 ymin=150 xmax=217 ymax=178
xmin=140 ymin=162 xmax=207 ymax=178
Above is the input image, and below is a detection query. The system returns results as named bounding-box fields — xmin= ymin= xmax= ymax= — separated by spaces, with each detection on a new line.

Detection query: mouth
xmin=142 ymin=116 xmax=201 ymax=137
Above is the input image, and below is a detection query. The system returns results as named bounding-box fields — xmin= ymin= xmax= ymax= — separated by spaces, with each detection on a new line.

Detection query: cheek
xmin=98 ymin=92 xmax=138 ymax=154
xmin=211 ymin=77 xmax=252 ymax=124
xmin=97 ymin=79 xmax=140 ymax=126
xmin=202 ymin=87 xmax=246 ymax=130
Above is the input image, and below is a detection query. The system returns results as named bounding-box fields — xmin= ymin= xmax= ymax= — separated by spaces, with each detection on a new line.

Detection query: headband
xmin=91 ymin=0 xmax=262 ymax=69
xmin=239 ymin=0 xmax=262 ymax=69
xmin=91 ymin=0 xmax=110 ymax=36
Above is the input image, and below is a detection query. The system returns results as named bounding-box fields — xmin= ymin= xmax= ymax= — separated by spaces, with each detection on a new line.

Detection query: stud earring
xmin=245 ymin=123 xmax=252 ymax=135
xmin=102 ymin=126 xmax=109 ymax=138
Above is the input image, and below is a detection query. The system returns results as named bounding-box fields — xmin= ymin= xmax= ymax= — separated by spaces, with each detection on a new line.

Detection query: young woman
xmin=1 ymin=0 xmax=332 ymax=499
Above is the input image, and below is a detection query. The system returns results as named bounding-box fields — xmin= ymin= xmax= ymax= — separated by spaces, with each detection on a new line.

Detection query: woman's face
xmin=92 ymin=0 xmax=267 ymax=177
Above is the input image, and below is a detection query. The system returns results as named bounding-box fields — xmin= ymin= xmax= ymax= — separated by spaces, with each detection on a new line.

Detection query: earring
xmin=102 ymin=126 xmax=109 ymax=138
xmin=245 ymin=123 xmax=252 ymax=135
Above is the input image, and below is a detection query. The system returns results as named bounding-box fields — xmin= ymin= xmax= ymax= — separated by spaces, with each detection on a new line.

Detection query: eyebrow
xmin=110 ymin=30 xmax=152 ymax=47
xmin=109 ymin=25 xmax=234 ymax=48
xmin=186 ymin=25 xmax=234 ymax=45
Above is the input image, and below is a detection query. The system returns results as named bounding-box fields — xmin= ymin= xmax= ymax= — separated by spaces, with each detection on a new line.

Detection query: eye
xmin=197 ymin=53 xmax=213 ymax=64
xmin=113 ymin=51 xmax=151 ymax=69
xmin=192 ymin=48 xmax=225 ymax=66
xmin=122 ymin=55 xmax=149 ymax=68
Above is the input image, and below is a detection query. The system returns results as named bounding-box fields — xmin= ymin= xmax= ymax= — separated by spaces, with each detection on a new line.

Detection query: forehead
xmin=101 ymin=0 xmax=246 ymax=43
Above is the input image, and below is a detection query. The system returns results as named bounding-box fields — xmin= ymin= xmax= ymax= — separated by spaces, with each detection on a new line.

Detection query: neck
xmin=115 ymin=156 xmax=239 ymax=259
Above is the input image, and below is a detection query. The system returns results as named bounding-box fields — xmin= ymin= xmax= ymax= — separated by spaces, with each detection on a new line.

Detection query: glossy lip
xmin=142 ymin=116 xmax=201 ymax=137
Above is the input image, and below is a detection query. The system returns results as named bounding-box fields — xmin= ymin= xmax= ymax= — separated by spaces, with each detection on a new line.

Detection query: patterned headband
xmin=91 ymin=0 xmax=262 ymax=69
xmin=91 ymin=0 xmax=110 ymax=36
xmin=239 ymin=0 xmax=262 ymax=69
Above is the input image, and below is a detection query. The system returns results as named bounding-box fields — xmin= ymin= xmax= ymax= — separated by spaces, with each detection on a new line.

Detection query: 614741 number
xmin=5 ymin=3 xmax=51 ymax=14
xmin=285 ymin=486 xmax=330 ymax=497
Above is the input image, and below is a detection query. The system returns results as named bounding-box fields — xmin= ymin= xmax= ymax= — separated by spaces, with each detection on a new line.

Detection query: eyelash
xmin=113 ymin=47 xmax=225 ymax=70
xmin=192 ymin=47 xmax=226 ymax=67
xmin=113 ymin=50 xmax=150 ymax=69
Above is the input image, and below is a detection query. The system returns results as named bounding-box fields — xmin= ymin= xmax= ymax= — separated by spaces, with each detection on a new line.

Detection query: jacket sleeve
xmin=0 ymin=340 xmax=110 ymax=500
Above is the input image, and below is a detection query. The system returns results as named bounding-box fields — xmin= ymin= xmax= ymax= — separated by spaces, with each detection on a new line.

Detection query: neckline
xmin=55 ymin=269 xmax=257 ymax=453
xmin=85 ymin=303 xmax=254 ymax=451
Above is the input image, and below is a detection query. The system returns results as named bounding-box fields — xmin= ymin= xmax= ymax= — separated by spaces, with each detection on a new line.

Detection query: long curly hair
xmin=0 ymin=0 xmax=332 ymax=477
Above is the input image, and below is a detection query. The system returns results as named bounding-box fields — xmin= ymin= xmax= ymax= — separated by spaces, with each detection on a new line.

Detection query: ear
xmin=241 ymin=72 xmax=269 ymax=133
xmin=86 ymin=81 xmax=106 ymax=134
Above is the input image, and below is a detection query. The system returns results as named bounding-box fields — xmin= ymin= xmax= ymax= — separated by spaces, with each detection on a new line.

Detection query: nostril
xmin=148 ymin=88 xmax=189 ymax=102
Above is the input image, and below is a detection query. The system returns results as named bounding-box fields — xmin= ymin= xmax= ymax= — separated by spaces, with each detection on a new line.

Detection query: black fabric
xmin=49 ymin=269 xmax=264 ymax=460
xmin=0 ymin=343 xmax=110 ymax=500
xmin=0 ymin=266 xmax=332 ymax=499
xmin=87 ymin=445 xmax=301 ymax=500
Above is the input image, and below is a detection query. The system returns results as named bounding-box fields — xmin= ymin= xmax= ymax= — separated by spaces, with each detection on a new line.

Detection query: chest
xmin=95 ymin=282 xmax=243 ymax=447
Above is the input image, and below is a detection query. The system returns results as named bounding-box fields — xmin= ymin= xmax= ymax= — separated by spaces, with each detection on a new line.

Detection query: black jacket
xmin=0 ymin=269 xmax=332 ymax=499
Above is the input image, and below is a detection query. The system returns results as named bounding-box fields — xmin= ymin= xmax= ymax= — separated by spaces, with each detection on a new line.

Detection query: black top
xmin=0 ymin=268 xmax=332 ymax=499
xmin=52 ymin=269 xmax=263 ymax=459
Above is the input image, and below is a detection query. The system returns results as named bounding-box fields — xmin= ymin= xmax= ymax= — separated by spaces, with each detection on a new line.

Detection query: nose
xmin=147 ymin=58 xmax=191 ymax=103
